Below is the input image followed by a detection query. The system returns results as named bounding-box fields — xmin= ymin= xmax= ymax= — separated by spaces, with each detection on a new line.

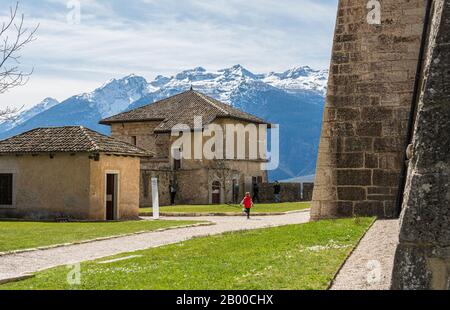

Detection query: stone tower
xmin=311 ymin=0 xmax=429 ymax=219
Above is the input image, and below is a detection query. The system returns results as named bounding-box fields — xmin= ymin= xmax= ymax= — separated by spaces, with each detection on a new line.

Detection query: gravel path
xmin=0 ymin=211 xmax=310 ymax=281
xmin=330 ymin=219 xmax=400 ymax=290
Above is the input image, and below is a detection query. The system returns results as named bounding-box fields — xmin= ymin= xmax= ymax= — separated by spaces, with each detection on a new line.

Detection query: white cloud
xmin=0 ymin=0 xmax=338 ymax=109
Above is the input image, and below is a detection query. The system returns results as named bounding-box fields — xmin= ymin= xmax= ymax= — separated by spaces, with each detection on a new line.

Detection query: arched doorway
xmin=212 ymin=181 xmax=221 ymax=204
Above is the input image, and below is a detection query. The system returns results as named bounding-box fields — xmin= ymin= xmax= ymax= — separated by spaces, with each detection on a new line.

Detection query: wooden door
xmin=106 ymin=174 xmax=116 ymax=220
xmin=0 ymin=174 xmax=13 ymax=205
xmin=212 ymin=181 xmax=221 ymax=204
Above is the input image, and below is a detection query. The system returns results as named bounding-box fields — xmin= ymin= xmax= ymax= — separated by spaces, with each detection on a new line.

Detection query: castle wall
xmin=139 ymin=160 xmax=267 ymax=207
xmin=392 ymin=0 xmax=450 ymax=289
xmin=258 ymin=183 xmax=302 ymax=203
xmin=311 ymin=0 xmax=428 ymax=219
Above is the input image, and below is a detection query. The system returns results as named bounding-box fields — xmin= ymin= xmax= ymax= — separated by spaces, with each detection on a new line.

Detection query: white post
xmin=151 ymin=177 xmax=160 ymax=220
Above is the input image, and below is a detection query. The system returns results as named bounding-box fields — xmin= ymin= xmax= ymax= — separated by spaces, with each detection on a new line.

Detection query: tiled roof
xmin=0 ymin=126 xmax=152 ymax=156
xmin=100 ymin=90 xmax=270 ymax=132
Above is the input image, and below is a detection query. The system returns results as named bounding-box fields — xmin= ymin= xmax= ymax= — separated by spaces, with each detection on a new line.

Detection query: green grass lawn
xmin=140 ymin=202 xmax=310 ymax=214
xmin=0 ymin=220 xmax=202 ymax=253
xmin=1 ymin=217 xmax=374 ymax=290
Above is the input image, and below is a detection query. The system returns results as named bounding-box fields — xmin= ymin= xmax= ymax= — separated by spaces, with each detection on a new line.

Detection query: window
xmin=0 ymin=174 xmax=13 ymax=205
xmin=131 ymin=136 xmax=137 ymax=146
xmin=252 ymin=176 xmax=263 ymax=184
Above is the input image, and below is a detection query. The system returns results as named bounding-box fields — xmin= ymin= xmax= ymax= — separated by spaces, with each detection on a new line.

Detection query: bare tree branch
xmin=0 ymin=1 xmax=39 ymax=121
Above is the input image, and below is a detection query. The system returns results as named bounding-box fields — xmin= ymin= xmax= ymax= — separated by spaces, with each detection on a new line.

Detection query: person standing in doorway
xmin=252 ymin=182 xmax=260 ymax=204
xmin=233 ymin=181 xmax=240 ymax=204
xmin=240 ymin=192 xmax=254 ymax=219
xmin=169 ymin=180 xmax=178 ymax=205
xmin=273 ymin=181 xmax=281 ymax=203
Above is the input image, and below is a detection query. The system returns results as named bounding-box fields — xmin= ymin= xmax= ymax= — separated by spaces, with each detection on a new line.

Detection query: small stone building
xmin=0 ymin=126 xmax=150 ymax=220
xmin=100 ymin=90 xmax=270 ymax=206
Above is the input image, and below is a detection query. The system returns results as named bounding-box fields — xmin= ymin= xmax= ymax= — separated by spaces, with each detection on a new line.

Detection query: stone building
xmin=312 ymin=0 xmax=450 ymax=290
xmin=100 ymin=90 xmax=270 ymax=206
xmin=0 ymin=126 xmax=150 ymax=220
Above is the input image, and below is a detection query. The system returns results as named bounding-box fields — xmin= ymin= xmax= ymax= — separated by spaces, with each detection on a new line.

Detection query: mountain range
xmin=0 ymin=65 xmax=328 ymax=181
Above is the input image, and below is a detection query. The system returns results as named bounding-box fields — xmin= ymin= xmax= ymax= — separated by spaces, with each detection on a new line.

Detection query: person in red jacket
xmin=240 ymin=192 xmax=254 ymax=219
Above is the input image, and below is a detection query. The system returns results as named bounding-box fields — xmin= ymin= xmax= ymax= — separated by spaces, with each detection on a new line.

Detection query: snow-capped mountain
xmin=77 ymin=74 xmax=149 ymax=118
xmin=0 ymin=97 xmax=59 ymax=133
xmin=0 ymin=65 xmax=328 ymax=180
xmin=263 ymin=66 xmax=328 ymax=95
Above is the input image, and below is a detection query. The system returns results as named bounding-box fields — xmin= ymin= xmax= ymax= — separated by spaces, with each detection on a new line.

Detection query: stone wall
xmin=139 ymin=160 xmax=266 ymax=207
xmin=392 ymin=0 xmax=450 ymax=290
xmin=110 ymin=121 xmax=168 ymax=158
xmin=0 ymin=154 xmax=91 ymax=219
xmin=258 ymin=183 xmax=309 ymax=203
xmin=89 ymin=154 xmax=141 ymax=220
xmin=311 ymin=0 xmax=428 ymax=219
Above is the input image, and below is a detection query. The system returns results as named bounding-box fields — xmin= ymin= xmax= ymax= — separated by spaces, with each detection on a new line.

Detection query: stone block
xmin=356 ymin=122 xmax=382 ymax=137
xmin=374 ymin=137 xmax=404 ymax=152
xmin=335 ymin=152 xmax=364 ymax=168
xmin=337 ymin=169 xmax=372 ymax=186
xmin=372 ymin=169 xmax=400 ymax=187
xmin=337 ymin=186 xmax=366 ymax=201
xmin=361 ymin=107 xmax=393 ymax=121
xmin=364 ymin=153 xmax=379 ymax=168
xmin=368 ymin=187 xmax=391 ymax=195
xmin=354 ymin=201 xmax=384 ymax=217
xmin=344 ymin=137 xmax=373 ymax=152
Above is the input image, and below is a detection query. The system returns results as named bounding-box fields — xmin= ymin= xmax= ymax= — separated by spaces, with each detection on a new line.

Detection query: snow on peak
xmin=263 ymin=66 xmax=328 ymax=95
xmin=38 ymin=97 xmax=59 ymax=109
xmin=89 ymin=75 xmax=150 ymax=117
xmin=143 ymin=64 xmax=327 ymax=105
xmin=0 ymin=97 xmax=60 ymax=132
xmin=10 ymin=64 xmax=327 ymax=129
xmin=174 ymin=67 xmax=218 ymax=82
xmin=218 ymin=64 xmax=256 ymax=80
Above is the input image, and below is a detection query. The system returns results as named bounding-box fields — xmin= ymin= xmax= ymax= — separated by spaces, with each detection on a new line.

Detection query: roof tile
xmin=0 ymin=126 xmax=152 ymax=156
xmin=100 ymin=90 xmax=270 ymax=132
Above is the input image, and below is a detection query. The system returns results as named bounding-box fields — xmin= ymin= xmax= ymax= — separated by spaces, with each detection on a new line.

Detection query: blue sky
xmin=1 ymin=0 xmax=338 ymax=108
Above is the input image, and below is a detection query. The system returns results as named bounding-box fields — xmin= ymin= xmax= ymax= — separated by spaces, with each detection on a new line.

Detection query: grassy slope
xmin=1 ymin=217 xmax=374 ymax=290
xmin=140 ymin=202 xmax=311 ymax=214
xmin=0 ymin=220 xmax=201 ymax=252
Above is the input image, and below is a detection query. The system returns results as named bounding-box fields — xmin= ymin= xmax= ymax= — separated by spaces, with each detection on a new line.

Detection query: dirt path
xmin=0 ymin=211 xmax=310 ymax=281
xmin=330 ymin=219 xmax=400 ymax=290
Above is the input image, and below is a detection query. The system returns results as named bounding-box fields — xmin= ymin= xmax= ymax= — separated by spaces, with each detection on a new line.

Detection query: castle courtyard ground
xmin=331 ymin=219 xmax=400 ymax=290
xmin=0 ymin=220 xmax=203 ymax=253
xmin=0 ymin=211 xmax=311 ymax=283
xmin=0 ymin=211 xmax=400 ymax=290
xmin=1 ymin=216 xmax=374 ymax=290
xmin=139 ymin=202 xmax=311 ymax=216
